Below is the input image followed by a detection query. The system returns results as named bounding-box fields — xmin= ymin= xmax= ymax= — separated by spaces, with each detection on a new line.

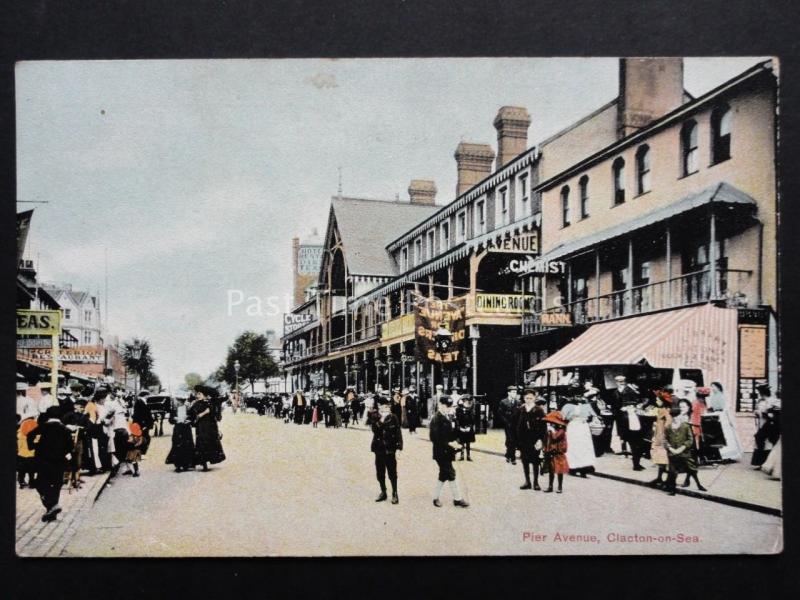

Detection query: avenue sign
xmin=486 ymin=230 xmax=539 ymax=254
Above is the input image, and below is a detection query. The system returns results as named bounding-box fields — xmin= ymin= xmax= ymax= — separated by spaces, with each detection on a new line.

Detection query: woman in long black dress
xmin=166 ymin=396 xmax=195 ymax=472
xmin=191 ymin=386 xmax=226 ymax=471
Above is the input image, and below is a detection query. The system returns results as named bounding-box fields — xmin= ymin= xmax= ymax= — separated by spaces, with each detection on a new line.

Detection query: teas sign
xmin=17 ymin=310 xmax=61 ymax=336
xmin=414 ymin=297 xmax=466 ymax=365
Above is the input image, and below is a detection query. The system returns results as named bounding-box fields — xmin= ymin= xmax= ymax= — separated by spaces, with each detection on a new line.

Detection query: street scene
xmin=15 ymin=57 xmax=782 ymax=556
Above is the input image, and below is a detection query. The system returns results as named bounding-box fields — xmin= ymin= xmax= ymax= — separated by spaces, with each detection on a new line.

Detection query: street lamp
xmin=130 ymin=340 xmax=142 ymax=395
xmin=234 ymin=359 xmax=241 ymax=412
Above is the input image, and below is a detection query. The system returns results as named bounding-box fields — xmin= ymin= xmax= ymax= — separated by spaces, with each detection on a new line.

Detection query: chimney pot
xmin=493 ymin=106 xmax=531 ymax=170
xmin=408 ymin=180 xmax=437 ymax=205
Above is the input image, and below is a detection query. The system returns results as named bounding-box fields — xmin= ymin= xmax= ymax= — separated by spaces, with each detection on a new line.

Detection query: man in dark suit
xmin=610 ymin=375 xmax=645 ymax=471
xmin=28 ymin=406 xmax=73 ymax=522
xmin=497 ymin=385 xmax=521 ymax=465
xmin=429 ymin=396 xmax=469 ymax=508
xmin=370 ymin=396 xmax=403 ymax=504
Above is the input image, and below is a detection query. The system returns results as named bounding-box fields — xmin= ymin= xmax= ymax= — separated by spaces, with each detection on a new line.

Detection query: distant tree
xmin=184 ymin=372 xmax=204 ymax=391
xmin=216 ymin=331 xmax=279 ymax=394
xmin=142 ymin=371 xmax=162 ymax=391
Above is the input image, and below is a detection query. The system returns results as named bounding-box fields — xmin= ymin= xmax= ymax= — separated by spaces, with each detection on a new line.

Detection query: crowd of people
xmin=16 ymin=381 xmax=227 ymax=524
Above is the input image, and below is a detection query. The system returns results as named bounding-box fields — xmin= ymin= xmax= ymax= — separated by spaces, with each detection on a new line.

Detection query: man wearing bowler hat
xmin=610 ymin=375 xmax=645 ymax=471
xmin=498 ymin=384 xmax=521 ymax=465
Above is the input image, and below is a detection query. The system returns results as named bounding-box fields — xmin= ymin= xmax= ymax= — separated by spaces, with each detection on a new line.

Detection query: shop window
xmin=612 ymin=157 xmax=625 ymax=205
xmin=681 ymin=120 xmax=699 ymax=176
xmin=711 ymin=104 xmax=731 ymax=164
xmin=636 ymin=145 xmax=651 ymax=195
xmin=579 ymin=175 xmax=589 ymax=219
xmin=560 ymin=185 xmax=570 ymax=227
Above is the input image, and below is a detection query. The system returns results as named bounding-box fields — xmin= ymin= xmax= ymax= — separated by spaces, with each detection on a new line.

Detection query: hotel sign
xmin=283 ymin=313 xmax=314 ymax=335
xmin=486 ymin=230 xmax=539 ymax=254
xmin=475 ymin=294 xmax=535 ymax=314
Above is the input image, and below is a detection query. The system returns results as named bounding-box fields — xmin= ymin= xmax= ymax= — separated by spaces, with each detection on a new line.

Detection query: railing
xmin=522 ymin=268 xmax=751 ymax=335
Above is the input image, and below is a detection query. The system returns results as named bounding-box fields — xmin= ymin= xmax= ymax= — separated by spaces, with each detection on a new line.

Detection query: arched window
xmin=612 ymin=157 xmax=625 ymax=205
xmin=636 ymin=145 xmax=651 ymax=195
xmin=561 ymin=185 xmax=570 ymax=227
xmin=711 ymin=104 xmax=731 ymax=163
xmin=681 ymin=120 xmax=699 ymax=176
xmin=579 ymin=175 xmax=589 ymax=219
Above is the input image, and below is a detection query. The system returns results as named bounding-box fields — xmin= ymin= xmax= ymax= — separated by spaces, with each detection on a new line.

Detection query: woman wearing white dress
xmin=707 ymin=382 xmax=743 ymax=462
xmin=563 ymin=390 xmax=598 ymax=477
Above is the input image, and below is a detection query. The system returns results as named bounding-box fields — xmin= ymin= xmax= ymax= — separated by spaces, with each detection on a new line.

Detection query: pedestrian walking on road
xmin=562 ymin=386 xmax=597 ymax=478
xmin=516 ymin=389 xmax=546 ymax=490
xmin=455 ymin=395 xmax=476 ymax=461
xmin=166 ymin=396 xmax=196 ymax=472
xmin=17 ymin=415 xmax=38 ymax=489
xmin=133 ymin=393 xmax=155 ymax=456
xmin=664 ymin=401 xmax=707 ymax=494
xmin=371 ymin=396 xmax=403 ymax=504
xmin=648 ymin=390 xmax=673 ymax=488
xmin=124 ymin=422 xmax=144 ymax=477
xmin=498 ymin=385 xmax=520 ymax=465
xmin=405 ymin=386 xmax=419 ymax=434
xmin=292 ymin=389 xmax=306 ymax=425
xmin=542 ymin=411 xmax=569 ymax=493
xmin=611 ymin=376 xmax=645 ymax=471
xmin=28 ymin=406 xmax=72 ymax=522
xmin=192 ymin=385 xmax=226 ymax=471
xmin=430 ymin=396 xmax=469 ymax=508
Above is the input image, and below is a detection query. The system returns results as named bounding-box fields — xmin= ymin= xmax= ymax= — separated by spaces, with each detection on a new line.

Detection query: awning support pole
xmin=595 ymin=249 xmax=601 ymax=320
xmin=710 ymin=210 xmax=718 ymax=299
xmin=666 ymin=226 xmax=672 ymax=307
xmin=627 ymin=238 xmax=634 ymax=314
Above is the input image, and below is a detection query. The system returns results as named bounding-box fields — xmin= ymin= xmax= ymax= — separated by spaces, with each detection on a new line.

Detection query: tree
xmin=121 ymin=338 xmax=155 ymax=393
xmin=142 ymin=371 xmax=162 ymax=391
xmin=184 ymin=372 xmax=204 ymax=391
xmin=216 ymin=331 xmax=279 ymax=394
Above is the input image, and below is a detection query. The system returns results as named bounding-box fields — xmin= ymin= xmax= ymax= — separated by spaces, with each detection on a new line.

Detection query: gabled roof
xmin=329 ymin=196 xmax=439 ymax=277
xmin=40 ymin=283 xmax=94 ymax=309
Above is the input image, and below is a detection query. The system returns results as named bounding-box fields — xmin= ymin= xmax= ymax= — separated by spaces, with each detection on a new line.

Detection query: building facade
xmin=281 ymin=59 xmax=779 ymax=442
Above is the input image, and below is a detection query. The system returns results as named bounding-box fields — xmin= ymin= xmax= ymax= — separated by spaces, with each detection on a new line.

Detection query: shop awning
xmin=528 ymin=304 xmax=739 ymax=398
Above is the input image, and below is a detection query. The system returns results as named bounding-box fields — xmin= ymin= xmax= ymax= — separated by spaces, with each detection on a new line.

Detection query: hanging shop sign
xmin=24 ymin=346 xmax=105 ymax=364
xmin=283 ymin=313 xmax=314 ymax=335
xmin=739 ymin=325 xmax=767 ymax=379
xmin=486 ymin=230 xmax=539 ymax=254
xmin=17 ymin=309 xmax=61 ymax=335
xmin=414 ymin=297 xmax=466 ymax=365
xmin=507 ymin=257 xmax=567 ymax=275
xmin=528 ymin=311 xmax=574 ymax=327
xmin=475 ymin=293 xmax=535 ymax=314
xmin=381 ymin=313 xmax=415 ymax=342
xmin=16 ymin=337 xmax=53 ymax=349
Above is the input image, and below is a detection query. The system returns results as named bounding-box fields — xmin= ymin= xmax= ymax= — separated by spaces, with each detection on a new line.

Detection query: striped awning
xmin=529 ymin=304 xmax=739 ymax=399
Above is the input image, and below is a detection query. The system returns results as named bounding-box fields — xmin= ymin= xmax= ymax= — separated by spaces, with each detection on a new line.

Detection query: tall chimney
xmin=292 ymin=236 xmax=302 ymax=308
xmin=408 ymin=180 xmax=437 ymax=205
xmin=454 ymin=142 xmax=495 ymax=197
xmin=618 ymin=58 xmax=684 ymax=138
xmin=493 ymin=106 xmax=531 ymax=170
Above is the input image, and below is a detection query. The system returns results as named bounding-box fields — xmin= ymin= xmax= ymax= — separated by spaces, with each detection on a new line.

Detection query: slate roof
xmin=40 ymin=283 xmax=94 ymax=308
xmin=330 ymin=196 xmax=439 ymax=277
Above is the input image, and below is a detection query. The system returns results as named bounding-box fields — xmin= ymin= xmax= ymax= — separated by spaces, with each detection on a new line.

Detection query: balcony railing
xmin=522 ymin=268 xmax=751 ymax=335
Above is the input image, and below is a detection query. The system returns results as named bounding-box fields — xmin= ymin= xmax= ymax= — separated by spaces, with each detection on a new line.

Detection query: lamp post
xmin=234 ymin=359 xmax=241 ymax=412
xmin=387 ymin=356 xmax=395 ymax=392
xmin=130 ymin=340 xmax=142 ymax=395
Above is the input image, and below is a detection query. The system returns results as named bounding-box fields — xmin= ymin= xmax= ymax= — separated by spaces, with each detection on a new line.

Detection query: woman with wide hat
xmin=562 ymin=384 xmax=597 ymax=478
xmin=542 ymin=411 xmax=569 ymax=493
xmin=191 ymin=385 xmax=226 ymax=471
xmin=166 ymin=396 xmax=196 ymax=472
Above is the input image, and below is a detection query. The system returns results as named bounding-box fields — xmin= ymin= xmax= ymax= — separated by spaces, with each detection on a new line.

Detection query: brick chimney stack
xmin=408 ymin=180 xmax=437 ymax=205
xmin=493 ymin=106 xmax=531 ymax=170
xmin=618 ymin=58 xmax=684 ymax=138
xmin=454 ymin=142 xmax=495 ymax=197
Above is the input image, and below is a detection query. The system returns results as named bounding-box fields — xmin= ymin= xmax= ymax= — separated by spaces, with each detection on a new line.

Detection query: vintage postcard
xmin=15 ymin=57 xmax=782 ymax=556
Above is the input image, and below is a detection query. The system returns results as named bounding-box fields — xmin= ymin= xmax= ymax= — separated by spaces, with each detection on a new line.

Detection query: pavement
xmin=455 ymin=426 xmax=782 ymax=515
xmin=16 ymin=468 xmax=111 ymax=557
xmin=51 ymin=413 xmax=782 ymax=557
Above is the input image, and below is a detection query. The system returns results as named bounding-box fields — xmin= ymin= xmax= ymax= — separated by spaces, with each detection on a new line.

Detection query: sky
xmin=15 ymin=57 xmax=768 ymax=391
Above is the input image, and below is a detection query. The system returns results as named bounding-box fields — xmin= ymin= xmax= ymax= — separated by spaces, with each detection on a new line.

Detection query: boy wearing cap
xmin=429 ymin=396 xmax=469 ymax=508
xmin=516 ymin=389 xmax=547 ymax=490
xmin=498 ymin=385 xmax=521 ymax=465
xmin=370 ymin=397 xmax=403 ymax=504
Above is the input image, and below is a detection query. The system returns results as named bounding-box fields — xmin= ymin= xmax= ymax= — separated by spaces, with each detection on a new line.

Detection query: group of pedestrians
xmin=165 ymin=385 xmax=226 ymax=473
xmin=16 ymin=383 xmax=153 ymax=523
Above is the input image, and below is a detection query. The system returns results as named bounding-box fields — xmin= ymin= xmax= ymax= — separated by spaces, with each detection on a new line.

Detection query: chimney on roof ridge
xmin=408 ymin=180 xmax=437 ymax=205
xmin=454 ymin=143 xmax=495 ymax=197
xmin=618 ymin=58 xmax=684 ymax=138
xmin=493 ymin=106 xmax=531 ymax=170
